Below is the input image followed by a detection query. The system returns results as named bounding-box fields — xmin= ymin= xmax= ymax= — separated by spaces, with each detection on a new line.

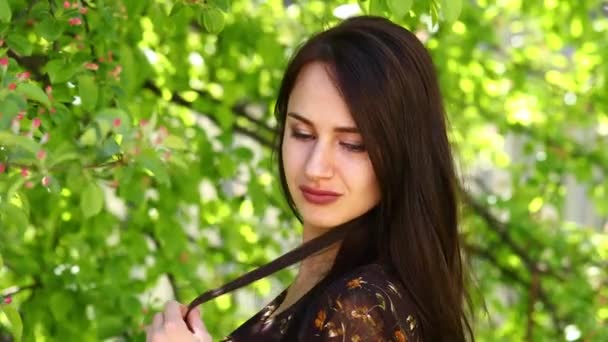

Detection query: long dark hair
xmin=187 ymin=16 xmax=473 ymax=341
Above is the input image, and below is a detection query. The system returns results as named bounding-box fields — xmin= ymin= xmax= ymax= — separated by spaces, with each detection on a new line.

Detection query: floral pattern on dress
xmin=302 ymin=264 xmax=419 ymax=341
xmin=223 ymin=263 xmax=420 ymax=341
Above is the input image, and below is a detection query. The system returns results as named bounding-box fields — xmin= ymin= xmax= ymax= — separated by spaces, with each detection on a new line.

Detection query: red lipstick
xmin=299 ymin=186 xmax=342 ymax=205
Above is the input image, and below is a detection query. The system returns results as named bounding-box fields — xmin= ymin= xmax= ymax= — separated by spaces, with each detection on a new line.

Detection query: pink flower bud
xmin=63 ymin=0 xmax=71 ymax=9
xmin=68 ymin=17 xmax=82 ymax=26
xmin=16 ymin=112 xmax=25 ymax=120
xmin=33 ymin=117 xmax=41 ymax=128
xmin=8 ymin=83 xmax=16 ymax=91
xmin=139 ymin=119 xmax=149 ymax=126
xmin=21 ymin=168 xmax=29 ymax=178
xmin=50 ymin=108 xmax=56 ymax=114
xmin=72 ymin=2 xmax=79 ymax=8
xmin=3 ymin=296 xmax=12 ymax=304
xmin=113 ymin=118 xmax=121 ymax=128
xmin=45 ymin=85 xmax=53 ymax=94
xmin=42 ymin=175 xmax=51 ymax=187
xmin=37 ymin=150 xmax=47 ymax=160
xmin=25 ymin=181 xmax=34 ymax=189
xmin=17 ymin=71 xmax=31 ymax=80
xmin=79 ymin=7 xmax=88 ymax=14
xmin=84 ymin=62 xmax=99 ymax=71
xmin=0 ymin=39 xmax=4 ymax=47
xmin=0 ymin=163 xmax=5 ymax=173
xmin=0 ymin=57 xmax=8 ymax=67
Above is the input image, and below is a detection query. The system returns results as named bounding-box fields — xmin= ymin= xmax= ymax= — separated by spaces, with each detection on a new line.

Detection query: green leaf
xmin=16 ymin=83 xmax=51 ymax=108
xmin=201 ymin=7 xmax=225 ymax=34
xmin=369 ymin=0 xmax=388 ymax=16
xmin=211 ymin=0 xmax=231 ymax=12
xmin=0 ymin=304 xmax=23 ymax=342
xmin=44 ymin=59 xmax=78 ymax=84
xmin=0 ymin=203 xmax=29 ymax=230
xmin=0 ymin=132 xmax=40 ymax=155
xmin=81 ymin=182 xmax=104 ymax=218
xmin=386 ymin=0 xmax=412 ymax=18
xmin=164 ymin=135 xmax=188 ymax=150
xmin=441 ymin=0 xmax=462 ymax=23
xmin=78 ymin=127 xmax=98 ymax=146
xmin=6 ymin=33 xmax=33 ymax=56
xmin=137 ymin=150 xmax=170 ymax=186
xmin=78 ymin=74 xmax=98 ymax=112
xmin=35 ymin=17 xmax=64 ymax=41
xmin=0 ymin=0 xmax=11 ymax=23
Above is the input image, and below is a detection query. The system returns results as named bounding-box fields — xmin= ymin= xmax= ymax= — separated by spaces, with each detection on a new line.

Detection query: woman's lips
xmin=299 ymin=186 xmax=342 ymax=205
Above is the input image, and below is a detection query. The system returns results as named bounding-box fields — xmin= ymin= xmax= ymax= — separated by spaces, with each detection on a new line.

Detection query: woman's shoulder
xmin=299 ymin=263 xmax=421 ymax=341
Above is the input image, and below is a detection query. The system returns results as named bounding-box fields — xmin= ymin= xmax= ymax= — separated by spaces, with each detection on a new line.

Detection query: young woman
xmin=146 ymin=15 xmax=473 ymax=342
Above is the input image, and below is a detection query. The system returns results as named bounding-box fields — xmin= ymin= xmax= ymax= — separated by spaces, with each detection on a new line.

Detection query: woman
xmin=146 ymin=15 xmax=473 ymax=341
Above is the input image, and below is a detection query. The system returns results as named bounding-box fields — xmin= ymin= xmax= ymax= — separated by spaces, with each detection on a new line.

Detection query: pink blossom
xmin=25 ymin=181 xmax=34 ymax=189
xmin=37 ymin=150 xmax=47 ymax=160
xmin=84 ymin=62 xmax=99 ymax=71
xmin=17 ymin=71 xmax=31 ymax=80
xmin=50 ymin=108 xmax=56 ymax=114
xmin=0 ymin=163 xmax=5 ymax=174
xmin=45 ymin=85 xmax=53 ymax=94
xmin=3 ymin=296 xmax=12 ymax=304
xmin=63 ymin=1 xmax=71 ymax=9
xmin=16 ymin=112 xmax=25 ymax=120
xmin=113 ymin=118 xmax=121 ymax=128
xmin=0 ymin=57 xmax=8 ymax=67
xmin=68 ymin=17 xmax=82 ymax=26
xmin=8 ymin=83 xmax=16 ymax=91
xmin=0 ymin=39 xmax=4 ymax=47
xmin=42 ymin=176 xmax=51 ymax=187
xmin=79 ymin=7 xmax=88 ymax=14
xmin=21 ymin=167 xmax=29 ymax=178
xmin=32 ymin=117 xmax=41 ymax=128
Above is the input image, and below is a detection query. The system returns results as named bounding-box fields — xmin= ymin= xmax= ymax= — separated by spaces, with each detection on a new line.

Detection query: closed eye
xmin=291 ymin=131 xmax=314 ymax=140
xmin=340 ymin=142 xmax=366 ymax=152
xmin=291 ymin=130 xmax=366 ymax=153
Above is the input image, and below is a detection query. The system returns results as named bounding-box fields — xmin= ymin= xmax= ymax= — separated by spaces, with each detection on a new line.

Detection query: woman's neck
xmin=268 ymin=223 xmax=341 ymax=318
xmin=295 ymin=222 xmax=341 ymax=286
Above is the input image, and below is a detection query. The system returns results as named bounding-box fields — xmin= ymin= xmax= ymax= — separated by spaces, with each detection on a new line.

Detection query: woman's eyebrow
xmin=287 ymin=112 xmax=359 ymax=133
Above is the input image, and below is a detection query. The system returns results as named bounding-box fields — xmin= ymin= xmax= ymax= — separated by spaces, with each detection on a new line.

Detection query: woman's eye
xmin=291 ymin=131 xmax=314 ymax=140
xmin=341 ymin=142 xmax=366 ymax=152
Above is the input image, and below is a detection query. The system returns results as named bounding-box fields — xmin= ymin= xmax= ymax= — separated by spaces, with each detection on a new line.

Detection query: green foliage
xmin=0 ymin=0 xmax=606 ymax=341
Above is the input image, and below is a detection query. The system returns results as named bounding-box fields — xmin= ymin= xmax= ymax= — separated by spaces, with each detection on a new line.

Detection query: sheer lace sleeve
xmin=299 ymin=265 xmax=420 ymax=342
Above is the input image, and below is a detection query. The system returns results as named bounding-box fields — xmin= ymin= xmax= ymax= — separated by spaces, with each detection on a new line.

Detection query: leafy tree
xmin=0 ymin=0 xmax=606 ymax=341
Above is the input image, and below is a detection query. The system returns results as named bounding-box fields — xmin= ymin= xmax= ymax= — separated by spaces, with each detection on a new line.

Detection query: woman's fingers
xmin=152 ymin=312 xmax=164 ymax=330
xmin=186 ymin=307 xmax=206 ymax=335
xmin=162 ymin=300 xmax=187 ymax=330
xmin=145 ymin=301 xmax=211 ymax=342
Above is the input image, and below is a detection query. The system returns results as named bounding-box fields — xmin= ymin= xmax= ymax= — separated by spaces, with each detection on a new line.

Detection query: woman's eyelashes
xmin=290 ymin=129 xmax=366 ymax=152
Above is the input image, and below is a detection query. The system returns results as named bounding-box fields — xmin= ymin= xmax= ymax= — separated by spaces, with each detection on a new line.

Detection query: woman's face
xmin=282 ymin=62 xmax=381 ymax=231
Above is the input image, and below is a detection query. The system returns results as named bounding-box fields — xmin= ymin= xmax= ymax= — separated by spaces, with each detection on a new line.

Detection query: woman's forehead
xmin=287 ymin=63 xmax=357 ymax=129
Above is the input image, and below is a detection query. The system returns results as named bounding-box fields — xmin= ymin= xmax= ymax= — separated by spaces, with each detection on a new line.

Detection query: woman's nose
xmin=304 ymin=141 xmax=334 ymax=180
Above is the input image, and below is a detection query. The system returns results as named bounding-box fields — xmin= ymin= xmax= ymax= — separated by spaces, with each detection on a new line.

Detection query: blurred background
xmin=0 ymin=0 xmax=606 ymax=341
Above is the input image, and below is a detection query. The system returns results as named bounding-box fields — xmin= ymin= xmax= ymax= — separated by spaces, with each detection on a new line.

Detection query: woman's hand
xmin=146 ymin=300 xmax=211 ymax=342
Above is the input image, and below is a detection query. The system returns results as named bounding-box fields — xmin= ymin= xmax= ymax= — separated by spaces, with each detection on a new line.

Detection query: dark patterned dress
xmin=221 ymin=263 xmax=420 ymax=341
